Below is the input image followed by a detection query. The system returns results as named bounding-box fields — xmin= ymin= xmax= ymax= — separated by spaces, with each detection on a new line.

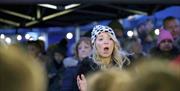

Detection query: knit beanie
xmin=157 ymin=29 xmax=173 ymax=46
xmin=91 ymin=25 xmax=116 ymax=44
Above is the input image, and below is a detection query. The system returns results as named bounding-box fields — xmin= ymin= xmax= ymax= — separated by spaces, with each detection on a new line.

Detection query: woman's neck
xmin=100 ymin=56 xmax=111 ymax=65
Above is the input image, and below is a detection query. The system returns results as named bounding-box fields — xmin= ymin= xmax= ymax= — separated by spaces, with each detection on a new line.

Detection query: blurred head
xmin=157 ymin=30 xmax=174 ymax=51
xmin=127 ymin=38 xmax=143 ymax=54
xmin=144 ymin=19 xmax=154 ymax=32
xmin=125 ymin=60 xmax=180 ymax=91
xmin=137 ymin=18 xmax=154 ymax=33
xmin=36 ymin=40 xmax=45 ymax=53
xmin=87 ymin=69 xmax=132 ymax=91
xmin=54 ymin=52 xmax=64 ymax=63
xmin=0 ymin=46 xmax=47 ymax=91
xmin=75 ymin=37 xmax=92 ymax=61
xmin=27 ymin=41 xmax=41 ymax=57
xmin=52 ymin=46 xmax=66 ymax=63
xmin=108 ymin=20 xmax=124 ymax=37
xmin=163 ymin=16 xmax=180 ymax=38
xmin=91 ymin=25 xmax=123 ymax=65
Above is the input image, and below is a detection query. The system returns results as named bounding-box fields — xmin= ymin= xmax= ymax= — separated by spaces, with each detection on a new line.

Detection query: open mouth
xmin=104 ymin=47 xmax=109 ymax=51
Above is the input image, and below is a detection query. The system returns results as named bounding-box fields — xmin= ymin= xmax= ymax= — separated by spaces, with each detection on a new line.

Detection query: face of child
xmin=95 ymin=32 xmax=114 ymax=58
xmin=78 ymin=41 xmax=92 ymax=60
xmin=159 ymin=39 xmax=173 ymax=52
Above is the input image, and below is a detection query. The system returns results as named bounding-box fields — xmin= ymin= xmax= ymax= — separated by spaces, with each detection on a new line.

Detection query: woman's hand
xmin=77 ymin=74 xmax=87 ymax=91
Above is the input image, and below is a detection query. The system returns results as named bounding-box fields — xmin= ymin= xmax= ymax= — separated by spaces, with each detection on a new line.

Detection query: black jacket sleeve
xmin=77 ymin=57 xmax=99 ymax=76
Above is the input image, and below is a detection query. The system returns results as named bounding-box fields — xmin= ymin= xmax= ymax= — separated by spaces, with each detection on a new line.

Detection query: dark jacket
xmin=61 ymin=66 xmax=79 ymax=91
xmin=77 ymin=57 xmax=100 ymax=76
xmin=150 ymin=46 xmax=180 ymax=61
xmin=48 ymin=60 xmax=65 ymax=91
xmin=74 ymin=57 xmax=99 ymax=91
xmin=77 ymin=56 xmax=132 ymax=76
xmin=74 ymin=56 xmax=130 ymax=91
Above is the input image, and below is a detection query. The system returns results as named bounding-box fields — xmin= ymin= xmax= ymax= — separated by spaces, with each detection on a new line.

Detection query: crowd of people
xmin=1 ymin=16 xmax=180 ymax=91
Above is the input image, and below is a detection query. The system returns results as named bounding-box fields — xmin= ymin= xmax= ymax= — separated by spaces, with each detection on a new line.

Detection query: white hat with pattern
xmin=91 ymin=25 xmax=116 ymax=44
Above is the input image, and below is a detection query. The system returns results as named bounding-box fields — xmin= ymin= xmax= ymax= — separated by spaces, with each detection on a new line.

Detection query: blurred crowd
xmin=0 ymin=16 xmax=180 ymax=91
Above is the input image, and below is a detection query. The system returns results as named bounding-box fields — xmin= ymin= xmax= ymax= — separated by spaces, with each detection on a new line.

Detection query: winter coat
xmin=150 ymin=46 xmax=180 ymax=61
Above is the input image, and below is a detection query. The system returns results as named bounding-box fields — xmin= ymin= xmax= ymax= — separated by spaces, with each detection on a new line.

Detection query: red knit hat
xmin=157 ymin=29 xmax=174 ymax=46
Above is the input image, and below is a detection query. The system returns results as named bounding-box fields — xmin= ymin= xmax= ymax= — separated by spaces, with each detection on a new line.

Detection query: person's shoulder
xmin=78 ymin=57 xmax=99 ymax=75
xmin=80 ymin=57 xmax=95 ymax=65
xmin=63 ymin=57 xmax=75 ymax=61
xmin=149 ymin=46 xmax=159 ymax=53
xmin=63 ymin=57 xmax=78 ymax=68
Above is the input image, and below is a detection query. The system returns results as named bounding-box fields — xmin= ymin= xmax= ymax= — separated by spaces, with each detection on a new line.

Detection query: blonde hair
xmin=125 ymin=60 xmax=180 ymax=91
xmin=87 ymin=68 xmax=132 ymax=91
xmin=92 ymin=33 xmax=124 ymax=69
xmin=0 ymin=46 xmax=47 ymax=91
